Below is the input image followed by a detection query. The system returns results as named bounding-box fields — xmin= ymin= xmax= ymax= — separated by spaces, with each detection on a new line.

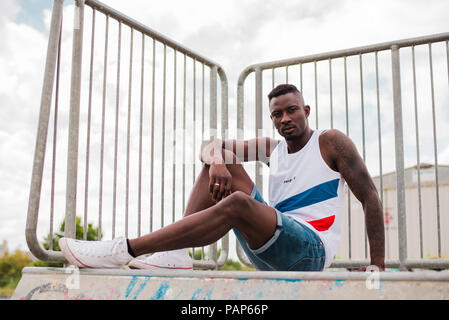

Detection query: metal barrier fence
xmin=236 ymin=33 xmax=449 ymax=270
xmin=26 ymin=0 xmax=228 ymax=269
xmin=27 ymin=0 xmax=449 ymax=272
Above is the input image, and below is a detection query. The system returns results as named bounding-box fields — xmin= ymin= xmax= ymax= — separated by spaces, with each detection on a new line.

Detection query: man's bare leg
xmin=183 ymin=162 xmax=254 ymax=217
xmin=128 ymin=160 xmax=276 ymax=257
xmin=128 ymin=191 xmax=276 ymax=257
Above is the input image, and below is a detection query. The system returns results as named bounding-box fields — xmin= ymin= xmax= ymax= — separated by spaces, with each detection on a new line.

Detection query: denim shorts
xmin=233 ymin=185 xmax=326 ymax=271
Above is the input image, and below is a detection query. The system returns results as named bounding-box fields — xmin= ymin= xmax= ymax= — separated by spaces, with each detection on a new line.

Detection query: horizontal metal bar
xmin=331 ymin=259 xmax=449 ymax=270
xmin=85 ymin=0 xmax=223 ymax=69
xmin=238 ymin=32 xmax=449 ymax=80
xmin=22 ymin=267 xmax=449 ymax=282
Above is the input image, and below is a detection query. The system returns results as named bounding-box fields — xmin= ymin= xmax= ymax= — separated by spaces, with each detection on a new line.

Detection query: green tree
xmin=42 ymin=216 xmax=102 ymax=251
xmin=0 ymin=218 xmax=102 ymax=296
xmin=220 ymin=258 xmax=255 ymax=271
xmin=0 ymin=250 xmax=33 ymax=295
xmin=35 ymin=217 xmax=102 ymax=267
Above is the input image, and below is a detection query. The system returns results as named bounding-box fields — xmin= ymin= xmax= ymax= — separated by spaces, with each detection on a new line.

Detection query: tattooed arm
xmin=320 ymin=129 xmax=385 ymax=270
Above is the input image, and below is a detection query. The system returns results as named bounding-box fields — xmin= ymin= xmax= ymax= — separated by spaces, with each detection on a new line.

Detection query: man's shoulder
xmin=319 ymin=128 xmax=345 ymax=137
xmin=318 ymin=129 xmax=353 ymax=170
xmin=319 ymin=129 xmax=347 ymax=146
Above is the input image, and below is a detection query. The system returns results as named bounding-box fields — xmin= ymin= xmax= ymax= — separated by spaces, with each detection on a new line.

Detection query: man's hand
xmin=209 ymin=163 xmax=232 ymax=202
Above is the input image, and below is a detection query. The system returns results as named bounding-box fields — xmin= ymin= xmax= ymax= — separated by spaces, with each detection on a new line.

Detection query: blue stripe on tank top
xmin=274 ymin=178 xmax=340 ymax=213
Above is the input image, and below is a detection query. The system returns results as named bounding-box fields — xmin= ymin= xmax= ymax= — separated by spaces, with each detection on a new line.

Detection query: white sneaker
xmin=128 ymin=248 xmax=193 ymax=270
xmin=59 ymin=237 xmax=134 ymax=268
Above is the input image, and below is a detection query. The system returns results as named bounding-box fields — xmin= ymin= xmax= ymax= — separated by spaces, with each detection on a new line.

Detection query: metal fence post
xmin=210 ymin=66 xmax=218 ymax=135
xmin=209 ymin=65 xmax=218 ymax=267
xmin=255 ymin=67 xmax=263 ymax=193
xmin=391 ymin=45 xmax=408 ymax=270
xmin=235 ymin=67 xmax=255 ymax=268
xmin=65 ymin=0 xmax=85 ymax=239
xmin=26 ymin=0 xmax=66 ymax=262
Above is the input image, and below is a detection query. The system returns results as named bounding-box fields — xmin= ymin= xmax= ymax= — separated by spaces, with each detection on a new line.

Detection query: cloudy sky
xmin=1 ymin=0 xmax=448 ymax=258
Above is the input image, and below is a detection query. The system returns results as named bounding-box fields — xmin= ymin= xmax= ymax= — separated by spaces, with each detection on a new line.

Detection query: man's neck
xmin=286 ymin=128 xmax=314 ymax=154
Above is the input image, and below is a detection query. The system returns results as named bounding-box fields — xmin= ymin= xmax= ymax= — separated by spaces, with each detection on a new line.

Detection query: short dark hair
xmin=268 ymin=84 xmax=300 ymax=101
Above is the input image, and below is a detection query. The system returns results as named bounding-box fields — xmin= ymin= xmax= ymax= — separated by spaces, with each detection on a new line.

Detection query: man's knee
xmin=224 ymin=190 xmax=251 ymax=205
xmin=216 ymin=191 xmax=252 ymax=221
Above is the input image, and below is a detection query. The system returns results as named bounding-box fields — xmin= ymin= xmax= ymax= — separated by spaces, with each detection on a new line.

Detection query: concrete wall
xmin=12 ymin=267 xmax=449 ymax=300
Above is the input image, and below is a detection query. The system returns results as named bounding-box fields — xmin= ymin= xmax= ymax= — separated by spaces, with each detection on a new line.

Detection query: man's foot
xmin=128 ymin=248 xmax=193 ymax=270
xmin=59 ymin=237 xmax=134 ymax=268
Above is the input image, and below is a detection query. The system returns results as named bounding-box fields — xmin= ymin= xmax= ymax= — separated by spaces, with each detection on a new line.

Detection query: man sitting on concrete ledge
xmin=59 ymin=84 xmax=385 ymax=272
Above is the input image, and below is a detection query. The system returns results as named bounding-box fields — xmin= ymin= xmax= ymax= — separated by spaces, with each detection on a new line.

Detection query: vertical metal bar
xmin=50 ymin=19 xmax=63 ymax=248
xmin=411 ymin=46 xmax=424 ymax=258
xmin=150 ymin=38 xmax=155 ymax=232
xmin=182 ymin=54 xmax=186 ymax=214
xmin=210 ymin=65 xmax=218 ymax=134
xmin=218 ymin=68 xmax=230 ymax=267
xmin=161 ymin=44 xmax=167 ymax=228
xmin=210 ymin=65 xmax=218 ymax=266
xmin=125 ymin=27 xmax=134 ymax=238
xmin=375 ymin=51 xmax=384 ymax=220
xmin=112 ymin=21 xmax=122 ymax=238
xmin=138 ymin=32 xmax=144 ymax=237
xmin=285 ymin=66 xmax=289 ymax=83
xmin=359 ymin=54 xmax=367 ymax=259
xmin=193 ymin=59 xmax=197 ymax=183
xmin=344 ymin=57 xmax=349 ymax=136
xmin=220 ymin=68 xmax=229 ymax=142
xmin=446 ymin=41 xmax=449 ymax=88
xmin=98 ymin=14 xmax=109 ymax=240
xmin=272 ymin=68 xmax=276 ymax=138
xmin=255 ymin=67 xmax=263 ymax=192
xmin=201 ymin=63 xmax=205 ymax=261
xmin=359 ymin=54 xmax=366 ymax=162
xmin=172 ymin=50 xmax=177 ymax=224
xmin=65 ymin=0 xmax=85 ymax=240
xmin=391 ymin=45 xmax=407 ymax=270
xmin=235 ymin=70 xmax=251 ymax=267
xmin=314 ymin=61 xmax=318 ymax=129
xmin=329 ymin=58 xmax=333 ymax=129
xmin=344 ymin=56 xmax=352 ymax=259
xmin=83 ymin=9 xmax=95 ymax=240
xmin=237 ymin=72 xmax=244 ymax=141
xmin=192 ymin=59 xmax=197 ymax=258
xmin=202 ymin=63 xmax=205 ymax=143
xmin=26 ymin=0 xmax=65 ymax=261
xmin=299 ymin=64 xmax=303 ymax=92
xmin=428 ymin=43 xmax=441 ymax=258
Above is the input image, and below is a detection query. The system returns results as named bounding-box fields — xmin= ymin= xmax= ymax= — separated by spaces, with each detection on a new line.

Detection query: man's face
xmin=269 ymin=92 xmax=310 ymax=140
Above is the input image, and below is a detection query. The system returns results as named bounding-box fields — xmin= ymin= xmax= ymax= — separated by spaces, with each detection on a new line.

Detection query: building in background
xmin=336 ymin=163 xmax=449 ymax=261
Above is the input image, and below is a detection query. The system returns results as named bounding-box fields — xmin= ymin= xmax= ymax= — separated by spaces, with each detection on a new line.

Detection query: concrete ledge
xmin=11 ymin=267 xmax=449 ymax=300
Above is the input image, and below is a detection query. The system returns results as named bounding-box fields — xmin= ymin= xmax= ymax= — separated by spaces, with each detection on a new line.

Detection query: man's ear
xmin=304 ymin=105 xmax=311 ymax=117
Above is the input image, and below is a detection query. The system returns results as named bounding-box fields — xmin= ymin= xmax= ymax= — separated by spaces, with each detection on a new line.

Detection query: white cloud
xmin=0 ymin=0 xmax=20 ymax=26
xmin=0 ymin=1 xmax=49 ymax=252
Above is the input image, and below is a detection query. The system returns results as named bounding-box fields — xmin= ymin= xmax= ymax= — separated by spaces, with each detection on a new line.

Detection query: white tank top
xmin=268 ymin=130 xmax=345 ymax=268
